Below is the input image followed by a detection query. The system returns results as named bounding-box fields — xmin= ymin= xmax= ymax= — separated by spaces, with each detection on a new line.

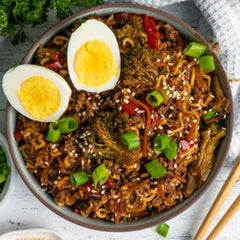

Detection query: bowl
xmin=6 ymin=3 xmax=233 ymax=231
xmin=0 ymin=228 xmax=63 ymax=240
xmin=0 ymin=132 xmax=16 ymax=209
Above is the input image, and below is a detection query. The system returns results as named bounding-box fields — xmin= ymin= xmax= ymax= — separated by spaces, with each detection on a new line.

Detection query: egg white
xmin=2 ymin=64 xmax=72 ymax=122
xmin=67 ymin=19 xmax=121 ymax=93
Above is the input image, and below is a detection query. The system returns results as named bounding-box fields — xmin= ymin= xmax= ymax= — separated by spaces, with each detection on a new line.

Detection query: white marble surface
xmin=0 ymin=2 xmax=240 ymax=239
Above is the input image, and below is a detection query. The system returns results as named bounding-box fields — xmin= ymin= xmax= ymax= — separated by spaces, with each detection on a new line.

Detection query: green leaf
xmin=11 ymin=27 xmax=27 ymax=45
xmin=51 ymin=0 xmax=72 ymax=20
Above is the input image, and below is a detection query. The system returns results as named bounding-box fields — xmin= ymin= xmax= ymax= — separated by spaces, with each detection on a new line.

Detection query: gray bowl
xmin=6 ymin=3 xmax=233 ymax=232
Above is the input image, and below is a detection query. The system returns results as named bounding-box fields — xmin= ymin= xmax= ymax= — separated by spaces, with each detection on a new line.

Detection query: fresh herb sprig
xmin=0 ymin=0 xmax=103 ymax=45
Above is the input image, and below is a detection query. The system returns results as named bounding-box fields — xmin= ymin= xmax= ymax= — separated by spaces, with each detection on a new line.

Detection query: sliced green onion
xmin=0 ymin=174 xmax=6 ymax=184
xmin=58 ymin=117 xmax=79 ymax=133
xmin=157 ymin=223 xmax=170 ymax=238
xmin=153 ymin=134 xmax=169 ymax=154
xmin=0 ymin=163 xmax=9 ymax=177
xmin=0 ymin=146 xmax=9 ymax=194
xmin=146 ymin=90 xmax=164 ymax=107
xmin=70 ymin=170 xmax=89 ymax=188
xmin=46 ymin=122 xmax=61 ymax=142
xmin=183 ymin=42 xmax=206 ymax=58
xmin=204 ymin=110 xmax=217 ymax=120
xmin=164 ymin=138 xmax=178 ymax=160
xmin=92 ymin=163 xmax=109 ymax=187
xmin=121 ymin=131 xmax=140 ymax=150
xmin=198 ymin=55 xmax=215 ymax=73
xmin=144 ymin=159 xmax=166 ymax=178
xmin=153 ymin=134 xmax=178 ymax=160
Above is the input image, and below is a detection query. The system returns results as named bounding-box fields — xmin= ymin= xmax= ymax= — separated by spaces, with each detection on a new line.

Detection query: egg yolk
xmin=74 ymin=40 xmax=116 ymax=87
xmin=17 ymin=76 xmax=60 ymax=120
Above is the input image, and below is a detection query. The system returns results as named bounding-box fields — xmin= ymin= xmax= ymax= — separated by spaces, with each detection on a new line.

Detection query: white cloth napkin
xmin=105 ymin=0 xmax=240 ymax=163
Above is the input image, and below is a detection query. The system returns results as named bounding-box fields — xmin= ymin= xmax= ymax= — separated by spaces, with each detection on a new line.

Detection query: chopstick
xmin=206 ymin=194 xmax=240 ymax=240
xmin=194 ymin=156 xmax=240 ymax=240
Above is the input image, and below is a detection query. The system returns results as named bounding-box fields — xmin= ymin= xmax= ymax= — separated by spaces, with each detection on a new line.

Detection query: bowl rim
xmin=0 ymin=228 xmax=63 ymax=240
xmin=6 ymin=3 xmax=234 ymax=232
xmin=0 ymin=132 xmax=16 ymax=209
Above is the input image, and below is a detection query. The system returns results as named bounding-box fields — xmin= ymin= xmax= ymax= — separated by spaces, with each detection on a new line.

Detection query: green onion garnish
xmin=157 ymin=223 xmax=170 ymax=237
xmin=46 ymin=122 xmax=61 ymax=142
xmin=121 ymin=131 xmax=140 ymax=150
xmin=70 ymin=170 xmax=89 ymax=188
xmin=0 ymin=174 xmax=6 ymax=184
xmin=164 ymin=138 xmax=178 ymax=161
xmin=46 ymin=117 xmax=79 ymax=142
xmin=58 ymin=117 xmax=79 ymax=133
xmin=183 ymin=42 xmax=206 ymax=58
xmin=146 ymin=90 xmax=164 ymax=107
xmin=153 ymin=133 xmax=169 ymax=154
xmin=0 ymin=146 xmax=9 ymax=194
xmin=204 ymin=110 xmax=216 ymax=120
xmin=153 ymin=134 xmax=178 ymax=160
xmin=198 ymin=55 xmax=215 ymax=73
xmin=144 ymin=159 xmax=166 ymax=178
xmin=92 ymin=163 xmax=109 ymax=187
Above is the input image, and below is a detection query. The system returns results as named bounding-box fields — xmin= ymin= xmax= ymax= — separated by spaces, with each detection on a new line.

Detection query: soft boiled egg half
xmin=2 ymin=64 xmax=72 ymax=122
xmin=67 ymin=19 xmax=121 ymax=93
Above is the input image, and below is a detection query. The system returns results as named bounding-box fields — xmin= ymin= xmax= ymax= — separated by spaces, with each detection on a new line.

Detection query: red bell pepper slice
xmin=122 ymin=100 xmax=159 ymax=127
xmin=45 ymin=53 xmax=65 ymax=72
xmin=122 ymin=101 xmax=138 ymax=115
xmin=143 ymin=15 xmax=160 ymax=50
xmin=179 ymin=140 xmax=191 ymax=151
xmin=14 ymin=131 xmax=23 ymax=142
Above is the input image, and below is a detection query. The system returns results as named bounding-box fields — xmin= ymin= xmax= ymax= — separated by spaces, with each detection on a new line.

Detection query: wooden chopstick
xmin=194 ymin=156 xmax=240 ymax=240
xmin=206 ymin=194 xmax=240 ymax=240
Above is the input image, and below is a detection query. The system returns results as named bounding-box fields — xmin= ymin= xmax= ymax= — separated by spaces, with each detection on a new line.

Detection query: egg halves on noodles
xmin=67 ymin=19 xmax=121 ymax=93
xmin=2 ymin=64 xmax=72 ymax=122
